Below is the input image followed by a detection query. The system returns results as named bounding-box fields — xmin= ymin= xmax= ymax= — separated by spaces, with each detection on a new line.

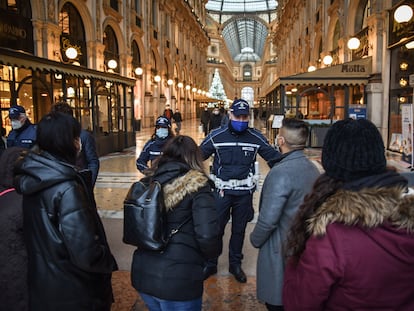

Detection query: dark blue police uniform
xmin=200 ymin=100 xmax=280 ymax=279
xmin=7 ymin=120 xmax=36 ymax=149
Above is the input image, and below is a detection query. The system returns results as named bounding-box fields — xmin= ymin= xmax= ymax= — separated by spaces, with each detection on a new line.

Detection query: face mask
xmin=275 ymin=135 xmax=282 ymax=152
xmin=231 ymin=120 xmax=248 ymax=132
xmin=156 ymin=128 xmax=169 ymax=139
xmin=11 ymin=119 xmax=23 ymax=130
xmin=213 ymin=110 xmax=220 ymax=115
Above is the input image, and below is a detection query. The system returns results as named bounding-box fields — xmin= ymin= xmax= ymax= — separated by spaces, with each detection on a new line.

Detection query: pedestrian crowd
xmin=2 ymin=100 xmax=414 ymax=311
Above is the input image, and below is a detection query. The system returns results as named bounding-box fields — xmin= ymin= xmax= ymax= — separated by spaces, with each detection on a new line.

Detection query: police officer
xmin=7 ymin=105 xmax=36 ymax=149
xmin=200 ymin=98 xmax=280 ymax=283
xmin=136 ymin=116 xmax=174 ymax=174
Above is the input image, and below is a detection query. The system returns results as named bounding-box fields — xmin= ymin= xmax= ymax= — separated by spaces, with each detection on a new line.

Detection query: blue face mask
xmin=156 ymin=128 xmax=169 ymax=139
xmin=231 ymin=120 xmax=249 ymax=132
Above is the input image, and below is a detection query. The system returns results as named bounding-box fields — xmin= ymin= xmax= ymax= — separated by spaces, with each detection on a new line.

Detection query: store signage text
xmin=341 ymin=64 xmax=366 ymax=73
xmin=0 ymin=22 xmax=27 ymax=39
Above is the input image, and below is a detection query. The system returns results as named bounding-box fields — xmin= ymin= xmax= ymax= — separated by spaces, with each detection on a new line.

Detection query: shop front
xmin=387 ymin=1 xmax=414 ymax=161
xmin=265 ymin=57 xmax=371 ymax=146
xmin=0 ymin=47 xmax=136 ymax=156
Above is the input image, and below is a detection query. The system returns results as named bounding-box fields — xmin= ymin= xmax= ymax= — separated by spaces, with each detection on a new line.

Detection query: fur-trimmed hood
xmin=307 ymin=186 xmax=414 ymax=236
xmin=163 ymin=169 xmax=210 ymax=210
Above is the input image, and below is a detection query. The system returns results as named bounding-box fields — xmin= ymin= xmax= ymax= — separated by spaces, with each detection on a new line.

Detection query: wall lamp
xmin=406 ymin=41 xmax=414 ymax=49
xmin=167 ymin=79 xmax=174 ymax=85
xmin=322 ymin=55 xmax=333 ymax=66
xmin=347 ymin=37 xmax=361 ymax=50
xmin=107 ymin=59 xmax=118 ymax=72
xmin=307 ymin=65 xmax=316 ymax=72
xmin=185 ymin=85 xmax=191 ymax=91
xmin=135 ymin=67 xmax=143 ymax=75
xmin=154 ymin=75 xmax=161 ymax=82
xmin=177 ymin=82 xmax=184 ymax=88
xmin=394 ymin=5 xmax=413 ymax=23
xmin=65 ymin=47 xmax=78 ymax=60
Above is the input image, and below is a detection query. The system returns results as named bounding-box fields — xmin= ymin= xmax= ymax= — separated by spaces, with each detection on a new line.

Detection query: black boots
xmin=229 ymin=265 xmax=247 ymax=283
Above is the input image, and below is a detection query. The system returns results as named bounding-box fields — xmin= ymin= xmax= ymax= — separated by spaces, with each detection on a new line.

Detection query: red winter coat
xmin=283 ymin=187 xmax=414 ymax=311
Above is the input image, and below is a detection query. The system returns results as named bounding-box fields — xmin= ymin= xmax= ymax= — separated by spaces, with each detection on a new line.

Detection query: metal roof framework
xmin=206 ymin=0 xmax=278 ymax=62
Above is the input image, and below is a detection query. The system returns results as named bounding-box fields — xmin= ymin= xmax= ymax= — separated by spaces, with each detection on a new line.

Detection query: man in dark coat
xmin=200 ymin=107 xmax=211 ymax=136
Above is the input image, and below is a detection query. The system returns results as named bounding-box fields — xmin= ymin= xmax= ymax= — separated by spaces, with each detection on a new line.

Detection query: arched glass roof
xmin=206 ymin=0 xmax=278 ymax=62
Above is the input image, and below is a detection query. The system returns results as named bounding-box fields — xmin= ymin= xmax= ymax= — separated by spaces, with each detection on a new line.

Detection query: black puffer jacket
xmin=14 ymin=151 xmax=117 ymax=311
xmin=131 ymin=161 xmax=220 ymax=301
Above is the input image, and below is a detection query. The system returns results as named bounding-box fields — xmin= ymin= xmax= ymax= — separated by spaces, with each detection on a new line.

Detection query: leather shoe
xmin=203 ymin=266 xmax=217 ymax=280
xmin=229 ymin=265 xmax=247 ymax=283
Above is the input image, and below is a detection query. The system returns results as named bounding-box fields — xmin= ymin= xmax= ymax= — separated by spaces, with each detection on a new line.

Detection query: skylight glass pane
xmin=206 ymin=0 xmax=277 ymax=61
xmin=206 ymin=0 xmax=278 ymax=13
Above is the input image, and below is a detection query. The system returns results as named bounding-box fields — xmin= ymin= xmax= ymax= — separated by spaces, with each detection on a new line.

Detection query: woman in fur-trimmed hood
xmin=131 ymin=135 xmax=220 ymax=311
xmin=283 ymin=119 xmax=414 ymax=311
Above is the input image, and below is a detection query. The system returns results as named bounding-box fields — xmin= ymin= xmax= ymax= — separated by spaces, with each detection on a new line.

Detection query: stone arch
xmin=130 ymin=34 xmax=146 ymax=65
xmin=348 ymin=0 xmax=370 ymax=34
xmin=326 ymin=15 xmax=340 ymax=51
xmin=164 ymin=55 xmax=172 ymax=77
xmin=59 ymin=0 xmax=95 ymax=42
xmin=102 ymin=17 xmax=127 ymax=56
xmin=151 ymin=47 xmax=161 ymax=72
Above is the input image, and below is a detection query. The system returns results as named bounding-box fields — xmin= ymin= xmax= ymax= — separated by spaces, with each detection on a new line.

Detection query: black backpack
xmin=123 ymin=178 xmax=190 ymax=251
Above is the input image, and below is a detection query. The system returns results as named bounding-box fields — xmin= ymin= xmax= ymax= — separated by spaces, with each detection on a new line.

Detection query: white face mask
xmin=11 ymin=119 xmax=23 ymax=130
xmin=156 ymin=128 xmax=169 ymax=139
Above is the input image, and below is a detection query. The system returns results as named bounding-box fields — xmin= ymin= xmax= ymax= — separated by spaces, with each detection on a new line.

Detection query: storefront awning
xmin=0 ymin=47 xmax=136 ymax=86
xmin=280 ymin=57 xmax=372 ymax=86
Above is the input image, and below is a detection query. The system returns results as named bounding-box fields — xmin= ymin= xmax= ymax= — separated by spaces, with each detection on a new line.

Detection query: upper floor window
xmin=0 ymin=0 xmax=30 ymax=16
xmin=110 ymin=0 xmax=118 ymax=11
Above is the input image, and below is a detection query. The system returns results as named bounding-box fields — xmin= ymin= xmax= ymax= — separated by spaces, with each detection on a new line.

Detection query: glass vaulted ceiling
xmin=206 ymin=0 xmax=278 ymax=62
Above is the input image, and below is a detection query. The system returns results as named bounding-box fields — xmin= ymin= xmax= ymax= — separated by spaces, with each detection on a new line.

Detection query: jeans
xmin=139 ymin=293 xmax=202 ymax=311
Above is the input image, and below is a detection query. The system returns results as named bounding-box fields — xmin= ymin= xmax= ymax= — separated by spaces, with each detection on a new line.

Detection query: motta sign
xmin=341 ymin=64 xmax=366 ymax=73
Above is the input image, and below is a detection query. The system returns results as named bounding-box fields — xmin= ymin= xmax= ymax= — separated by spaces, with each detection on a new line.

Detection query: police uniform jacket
xmin=200 ymin=122 xmax=280 ymax=194
xmin=6 ymin=120 xmax=36 ymax=149
xmin=14 ymin=151 xmax=117 ymax=311
xmin=136 ymin=136 xmax=171 ymax=173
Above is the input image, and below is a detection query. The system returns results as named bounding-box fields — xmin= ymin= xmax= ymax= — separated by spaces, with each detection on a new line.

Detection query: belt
xmin=211 ymin=174 xmax=258 ymax=190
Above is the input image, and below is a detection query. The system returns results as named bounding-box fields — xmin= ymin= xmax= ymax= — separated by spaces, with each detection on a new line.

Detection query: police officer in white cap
xmin=136 ymin=116 xmax=174 ymax=175
xmin=7 ymin=105 xmax=36 ymax=149
xmin=200 ymin=98 xmax=280 ymax=283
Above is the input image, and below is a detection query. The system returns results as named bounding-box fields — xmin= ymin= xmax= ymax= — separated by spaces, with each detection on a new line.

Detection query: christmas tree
xmin=209 ymin=68 xmax=227 ymax=101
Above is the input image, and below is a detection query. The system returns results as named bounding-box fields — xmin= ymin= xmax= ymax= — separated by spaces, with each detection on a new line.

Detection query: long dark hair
xmin=284 ymin=173 xmax=343 ymax=261
xmin=152 ymin=135 xmax=206 ymax=173
xmin=36 ymin=112 xmax=81 ymax=164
